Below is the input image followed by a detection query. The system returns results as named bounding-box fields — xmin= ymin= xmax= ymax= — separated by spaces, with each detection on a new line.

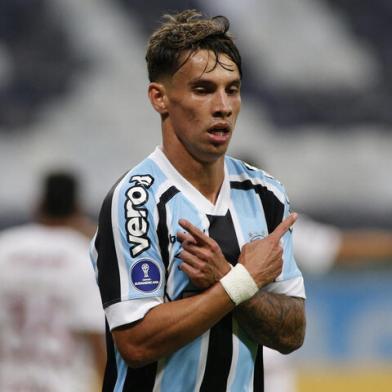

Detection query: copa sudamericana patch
xmin=130 ymin=259 xmax=162 ymax=293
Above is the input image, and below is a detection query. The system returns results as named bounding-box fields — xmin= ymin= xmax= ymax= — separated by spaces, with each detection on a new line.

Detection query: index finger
xmin=178 ymin=219 xmax=211 ymax=245
xmin=270 ymin=212 xmax=298 ymax=241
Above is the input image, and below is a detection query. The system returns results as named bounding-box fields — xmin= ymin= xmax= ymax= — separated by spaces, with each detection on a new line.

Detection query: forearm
xmin=336 ymin=231 xmax=392 ymax=262
xmin=234 ymin=291 xmax=305 ymax=354
xmin=113 ymin=282 xmax=234 ymax=367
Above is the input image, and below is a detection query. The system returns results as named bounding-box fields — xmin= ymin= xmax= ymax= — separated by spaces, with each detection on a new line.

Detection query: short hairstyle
xmin=40 ymin=171 xmax=78 ymax=217
xmin=146 ymin=9 xmax=242 ymax=82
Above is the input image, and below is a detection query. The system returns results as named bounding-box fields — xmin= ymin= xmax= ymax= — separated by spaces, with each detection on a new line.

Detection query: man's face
xmin=162 ymin=50 xmax=241 ymax=163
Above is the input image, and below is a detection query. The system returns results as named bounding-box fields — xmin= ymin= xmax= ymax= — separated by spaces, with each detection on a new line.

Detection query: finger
xmin=178 ymin=219 xmax=213 ymax=245
xmin=179 ymin=262 xmax=199 ymax=277
xmin=182 ymin=242 xmax=210 ymax=261
xmin=270 ymin=212 xmax=298 ymax=241
xmin=179 ymin=250 xmax=206 ymax=270
xmin=177 ymin=231 xmax=196 ymax=244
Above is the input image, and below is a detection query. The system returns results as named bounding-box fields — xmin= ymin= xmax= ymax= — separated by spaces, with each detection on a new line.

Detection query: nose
xmin=212 ymin=90 xmax=232 ymax=118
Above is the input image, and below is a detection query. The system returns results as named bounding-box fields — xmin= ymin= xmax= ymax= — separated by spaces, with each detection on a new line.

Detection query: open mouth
xmin=207 ymin=124 xmax=231 ymax=145
xmin=207 ymin=124 xmax=230 ymax=135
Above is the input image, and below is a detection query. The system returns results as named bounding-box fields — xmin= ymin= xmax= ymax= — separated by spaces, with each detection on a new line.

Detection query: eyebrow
xmin=188 ymin=78 xmax=241 ymax=87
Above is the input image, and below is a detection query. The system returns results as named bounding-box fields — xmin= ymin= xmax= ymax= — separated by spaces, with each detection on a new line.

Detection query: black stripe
xmin=200 ymin=211 xmax=240 ymax=391
xmin=200 ymin=314 xmax=233 ymax=392
xmin=157 ymin=186 xmax=180 ymax=269
xmin=253 ymin=346 xmax=264 ymax=392
xmin=96 ymin=183 xmax=122 ymax=308
xmin=156 ymin=186 xmax=180 ymax=301
xmin=101 ymin=321 xmax=116 ymax=392
xmin=230 ymin=180 xmax=284 ymax=233
xmin=96 ymin=180 xmax=125 ymax=392
xmin=102 ymin=320 xmax=158 ymax=392
xmin=121 ymin=362 xmax=158 ymax=392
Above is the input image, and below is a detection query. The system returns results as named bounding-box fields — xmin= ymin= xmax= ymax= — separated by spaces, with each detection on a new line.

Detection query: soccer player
xmin=90 ymin=10 xmax=306 ymax=391
xmin=0 ymin=171 xmax=105 ymax=391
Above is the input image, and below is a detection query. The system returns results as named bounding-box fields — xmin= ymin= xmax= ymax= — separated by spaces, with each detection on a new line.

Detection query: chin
xmin=201 ymin=148 xmax=228 ymax=164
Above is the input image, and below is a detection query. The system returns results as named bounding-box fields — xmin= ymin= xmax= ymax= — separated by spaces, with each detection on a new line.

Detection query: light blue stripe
xmin=230 ymin=323 xmax=258 ymax=392
xmin=114 ymin=349 xmax=127 ymax=392
xmin=281 ymin=203 xmax=302 ymax=280
xmin=167 ymin=195 xmax=204 ymax=299
xmin=230 ymin=187 xmax=269 ymax=244
xmin=160 ymin=336 xmax=202 ymax=392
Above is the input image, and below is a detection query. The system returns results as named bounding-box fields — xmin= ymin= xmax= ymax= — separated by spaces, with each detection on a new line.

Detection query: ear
xmin=148 ymin=82 xmax=168 ymax=114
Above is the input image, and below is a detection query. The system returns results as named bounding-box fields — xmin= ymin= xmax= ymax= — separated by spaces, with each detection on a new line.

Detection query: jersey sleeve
xmin=92 ymin=173 xmax=165 ymax=331
xmin=263 ymin=185 xmax=306 ymax=299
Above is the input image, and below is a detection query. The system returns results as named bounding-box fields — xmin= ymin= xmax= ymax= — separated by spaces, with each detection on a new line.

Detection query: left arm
xmin=177 ymin=218 xmax=306 ymax=354
xmin=234 ymin=291 xmax=305 ymax=354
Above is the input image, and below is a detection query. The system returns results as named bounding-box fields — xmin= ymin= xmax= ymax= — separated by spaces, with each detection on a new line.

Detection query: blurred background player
xmin=0 ymin=171 xmax=105 ymax=392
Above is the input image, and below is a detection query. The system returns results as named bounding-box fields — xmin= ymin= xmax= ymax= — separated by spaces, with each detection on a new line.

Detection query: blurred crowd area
xmin=1 ymin=0 xmax=392 ymax=228
xmin=0 ymin=0 xmax=391 ymax=391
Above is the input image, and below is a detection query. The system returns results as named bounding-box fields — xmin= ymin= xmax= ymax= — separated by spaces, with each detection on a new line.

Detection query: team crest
xmin=130 ymin=259 xmax=162 ymax=293
xmin=249 ymin=231 xmax=267 ymax=242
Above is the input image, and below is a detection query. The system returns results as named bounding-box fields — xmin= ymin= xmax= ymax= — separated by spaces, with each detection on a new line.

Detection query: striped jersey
xmin=90 ymin=146 xmax=305 ymax=392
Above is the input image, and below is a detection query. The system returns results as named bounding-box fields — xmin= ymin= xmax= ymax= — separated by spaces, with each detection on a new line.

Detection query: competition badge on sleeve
xmin=130 ymin=259 xmax=162 ymax=293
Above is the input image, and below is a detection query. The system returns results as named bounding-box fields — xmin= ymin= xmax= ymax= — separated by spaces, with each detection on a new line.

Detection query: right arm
xmin=112 ymin=282 xmax=234 ymax=368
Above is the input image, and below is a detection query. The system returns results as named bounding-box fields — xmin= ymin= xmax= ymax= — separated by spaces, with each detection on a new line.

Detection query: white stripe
xmin=229 ymin=173 xmax=285 ymax=205
xmin=154 ymin=178 xmax=177 ymax=300
xmin=263 ymin=276 xmax=306 ymax=298
xmin=194 ymin=331 xmax=210 ymax=392
xmin=152 ymin=359 xmax=165 ymax=392
xmin=226 ymin=319 xmax=240 ymax=391
xmin=111 ymin=176 xmax=131 ymax=302
xmin=151 ymin=147 xmax=230 ymax=215
xmin=155 ymin=178 xmax=173 ymax=202
xmin=105 ymin=297 xmax=163 ymax=330
xmin=166 ymin=204 xmax=176 ymax=300
xmin=247 ymin=367 xmax=255 ymax=392
xmin=89 ymin=232 xmax=99 ymax=281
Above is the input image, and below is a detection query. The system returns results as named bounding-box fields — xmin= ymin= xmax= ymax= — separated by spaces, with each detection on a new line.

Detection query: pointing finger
xmin=178 ymin=219 xmax=211 ymax=245
xmin=177 ymin=231 xmax=196 ymax=245
xmin=270 ymin=213 xmax=298 ymax=241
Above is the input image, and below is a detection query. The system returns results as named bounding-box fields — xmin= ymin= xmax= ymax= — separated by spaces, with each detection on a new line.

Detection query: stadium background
xmin=0 ymin=0 xmax=391 ymax=390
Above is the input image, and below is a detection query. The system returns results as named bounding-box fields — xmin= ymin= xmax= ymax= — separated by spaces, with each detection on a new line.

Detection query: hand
xmin=239 ymin=213 xmax=298 ymax=288
xmin=177 ymin=219 xmax=232 ymax=289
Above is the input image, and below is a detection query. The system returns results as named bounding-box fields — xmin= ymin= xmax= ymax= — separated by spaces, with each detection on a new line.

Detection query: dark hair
xmin=146 ymin=9 xmax=242 ymax=82
xmin=40 ymin=171 xmax=78 ymax=217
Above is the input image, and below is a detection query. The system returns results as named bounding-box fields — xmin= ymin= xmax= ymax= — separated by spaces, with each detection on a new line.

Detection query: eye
xmin=193 ymin=86 xmax=208 ymax=94
xmin=192 ymin=85 xmax=212 ymax=95
xmin=227 ymin=85 xmax=240 ymax=95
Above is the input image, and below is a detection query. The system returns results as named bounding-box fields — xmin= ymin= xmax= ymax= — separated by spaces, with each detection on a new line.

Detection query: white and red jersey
xmin=0 ymin=224 xmax=104 ymax=392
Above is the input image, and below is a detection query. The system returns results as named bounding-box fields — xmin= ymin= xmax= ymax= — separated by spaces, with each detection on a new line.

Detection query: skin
xmin=112 ymin=49 xmax=305 ymax=368
xmin=178 ymin=218 xmax=306 ymax=354
xmin=336 ymin=231 xmax=392 ymax=263
xmin=148 ymin=50 xmax=241 ymax=202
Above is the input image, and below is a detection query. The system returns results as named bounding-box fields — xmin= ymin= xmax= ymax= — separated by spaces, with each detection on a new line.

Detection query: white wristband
xmin=220 ymin=264 xmax=259 ymax=305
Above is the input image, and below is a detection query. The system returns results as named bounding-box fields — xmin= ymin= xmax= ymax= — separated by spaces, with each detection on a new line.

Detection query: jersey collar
xmin=150 ymin=146 xmax=230 ymax=216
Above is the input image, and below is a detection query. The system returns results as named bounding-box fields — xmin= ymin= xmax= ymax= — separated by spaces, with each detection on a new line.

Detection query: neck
xmin=161 ymin=144 xmax=225 ymax=205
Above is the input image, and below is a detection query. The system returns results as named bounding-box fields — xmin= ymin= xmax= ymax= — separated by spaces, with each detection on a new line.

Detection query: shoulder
xmin=225 ymin=156 xmax=287 ymax=203
xmin=100 ymin=153 xmax=165 ymax=212
xmin=0 ymin=224 xmax=41 ymax=246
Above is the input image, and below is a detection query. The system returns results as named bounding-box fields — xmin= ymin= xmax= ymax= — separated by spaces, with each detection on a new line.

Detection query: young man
xmin=91 ymin=10 xmax=306 ymax=392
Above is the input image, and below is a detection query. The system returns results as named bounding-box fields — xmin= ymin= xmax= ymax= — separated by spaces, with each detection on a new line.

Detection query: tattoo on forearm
xmin=234 ymin=292 xmax=306 ymax=354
